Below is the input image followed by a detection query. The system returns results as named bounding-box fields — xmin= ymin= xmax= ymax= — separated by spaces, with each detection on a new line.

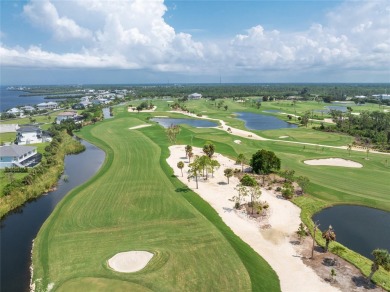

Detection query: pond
xmin=235 ymin=112 xmax=297 ymax=131
xmin=0 ymin=139 xmax=105 ymax=292
xmin=313 ymin=205 xmax=390 ymax=259
xmin=151 ymin=117 xmax=218 ymax=128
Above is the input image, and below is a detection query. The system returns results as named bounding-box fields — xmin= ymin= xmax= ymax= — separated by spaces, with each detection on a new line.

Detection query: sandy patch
xmin=167 ymin=146 xmax=339 ymax=292
xmin=304 ymin=158 xmax=362 ymax=168
xmin=129 ymin=124 xmax=152 ymax=130
xmin=108 ymin=251 xmax=153 ymax=273
xmin=279 ymin=136 xmax=289 ymax=138
xmin=234 ymin=140 xmax=241 ymax=144
xmin=128 ymin=106 xmax=157 ymax=112
xmin=154 ymin=115 xmax=168 ymax=118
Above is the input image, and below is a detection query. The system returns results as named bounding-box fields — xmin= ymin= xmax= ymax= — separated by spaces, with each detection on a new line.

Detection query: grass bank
xmin=32 ymin=116 xmax=280 ymax=291
xmin=0 ymin=131 xmax=84 ymax=218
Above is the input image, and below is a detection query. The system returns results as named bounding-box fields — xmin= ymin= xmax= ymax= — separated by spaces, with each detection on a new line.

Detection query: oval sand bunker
xmin=304 ymin=158 xmax=362 ymax=168
xmin=108 ymin=251 xmax=153 ymax=273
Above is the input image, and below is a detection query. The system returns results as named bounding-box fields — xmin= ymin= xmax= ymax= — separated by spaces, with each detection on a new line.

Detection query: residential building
xmin=6 ymin=108 xmax=21 ymax=114
xmin=0 ymin=145 xmax=41 ymax=168
xmin=188 ymin=93 xmax=202 ymax=99
xmin=37 ymin=102 xmax=58 ymax=110
xmin=56 ymin=111 xmax=77 ymax=124
xmin=16 ymin=126 xmax=44 ymax=145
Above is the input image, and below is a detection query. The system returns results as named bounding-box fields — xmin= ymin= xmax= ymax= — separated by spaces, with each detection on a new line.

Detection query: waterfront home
xmin=37 ymin=102 xmax=58 ymax=110
xmin=0 ymin=145 xmax=41 ymax=168
xmin=188 ymin=93 xmax=202 ymax=99
xmin=16 ymin=126 xmax=43 ymax=145
xmin=56 ymin=111 xmax=77 ymax=124
xmin=6 ymin=108 xmax=21 ymax=114
xmin=21 ymin=106 xmax=36 ymax=112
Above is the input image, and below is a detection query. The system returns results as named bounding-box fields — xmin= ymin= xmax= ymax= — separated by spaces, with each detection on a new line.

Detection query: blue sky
xmin=0 ymin=0 xmax=389 ymax=85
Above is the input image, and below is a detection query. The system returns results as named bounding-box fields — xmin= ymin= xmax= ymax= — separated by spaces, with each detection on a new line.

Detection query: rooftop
xmin=0 ymin=145 xmax=36 ymax=157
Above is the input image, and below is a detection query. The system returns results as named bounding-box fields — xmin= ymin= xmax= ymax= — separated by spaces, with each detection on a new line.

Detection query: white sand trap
xmin=279 ymin=136 xmax=289 ymax=138
xmin=304 ymin=158 xmax=362 ymax=168
xmin=129 ymin=124 xmax=151 ymax=130
xmin=108 ymin=251 xmax=153 ymax=273
xmin=234 ymin=140 xmax=241 ymax=144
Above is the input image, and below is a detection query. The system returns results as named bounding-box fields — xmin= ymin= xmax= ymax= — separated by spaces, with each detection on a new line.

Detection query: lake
xmin=313 ymin=205 xmax=390 ymax=259
xmin=151 ymin=117 xmax=218 ymax=128
xmin=235 ymin=112 xmax=298 ymax=130
xmin=0 ymin=139 xmax=105 ymax=292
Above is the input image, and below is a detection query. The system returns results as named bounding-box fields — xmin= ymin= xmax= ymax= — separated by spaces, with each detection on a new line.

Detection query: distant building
xmin=0 ymin=145 xmax=41 ymax=168
xmin=188 ymin=93 xmax=202 ymax=99
xmin=21 ymin=106 xmax=36 ymax=112
xmin=372 ymin=94 xmax=390 ymax=100
xmin=37 ymin=102 xmax=58 ymax=110
xmin=6 ymin=108 xmax=21 ymax=114
xmin=354 ymin=95 xmax=366 ymax=99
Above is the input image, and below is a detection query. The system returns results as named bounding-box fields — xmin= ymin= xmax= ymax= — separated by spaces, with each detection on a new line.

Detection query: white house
xmin=188 ymin=93 xmax=202 ymax=99
xmin=21 ymin=106 xmax=36 ymax=112
xmin=6 ymin=108 xmax=21 ymax=114
xmin=372 ymin=94 xmax=390 ymax=100
xmin=16 ymin=126 xmax=43 ymax=145
xmin=0 ymin=145 xmax=41 ymax=168
xmin=37 ymin=102 xmax=58 ymax=110
xmin=56 ymin=111 xmax=77 ymax=124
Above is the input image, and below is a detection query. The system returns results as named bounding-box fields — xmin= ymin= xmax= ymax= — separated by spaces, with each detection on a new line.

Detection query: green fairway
xmin=32 ymin=115 xmax=280 ymax=291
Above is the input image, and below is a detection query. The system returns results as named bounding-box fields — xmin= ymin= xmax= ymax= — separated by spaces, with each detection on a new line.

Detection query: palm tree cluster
xmin=322 ymin=225 xmax=336 ymax=252
xmin=185 ymin=145 xmax=220 ymax=189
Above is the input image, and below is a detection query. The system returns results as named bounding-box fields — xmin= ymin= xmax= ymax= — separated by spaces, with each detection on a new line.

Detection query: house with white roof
xmin=0 ymin=145 xmax=41 ymax=168
xmin=6 ymin=108 xmax=21 ymax=114
xmin=37 ymin=102 xmax=58 ymax=110
xmin=16 ymin=126 xmax=44 ymax=145
xmin=188 ymin=93 xmax=202 ymax=99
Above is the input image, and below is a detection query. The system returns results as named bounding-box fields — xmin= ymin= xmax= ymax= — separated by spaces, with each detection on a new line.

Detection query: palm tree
xmin=367 ymin=249 xmax=390 ymax=283
xmin=224 ymin=168 xmax=234 ymax=184
xmin=177 ymin=161 xmax=184 ymax=177
xmin=322 ymin=225 xmax=336 ymax=252
xmin=188 ymin=150 xmax=193 ymax=163
xmin=188 ymin=156 xmax=201 ymax=189
xmin=198 ymin=155 xmax=211 ymax=179
xmin=236 ymin=153 xmax=247 ymax=172
xmin=185 ymin=145 xmax=192 ymax=158
xmin=210 ymin=159 xmax=220 ymax=178
xmin=203 ymin=142 xmax=215 ymax=158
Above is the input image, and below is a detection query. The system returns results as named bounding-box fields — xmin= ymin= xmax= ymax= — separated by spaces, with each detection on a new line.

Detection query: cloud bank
xmin=1 ymin=0 xmax=389 ymax=81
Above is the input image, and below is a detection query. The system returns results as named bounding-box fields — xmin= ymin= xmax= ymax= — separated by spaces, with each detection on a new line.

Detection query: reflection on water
xmin=235 ymin=112 xmax=297 ymax=131
xmin=151 ymin=117 xmax=218 ymax=128
xmin=313 ymin=205 xmax=390 ymax=259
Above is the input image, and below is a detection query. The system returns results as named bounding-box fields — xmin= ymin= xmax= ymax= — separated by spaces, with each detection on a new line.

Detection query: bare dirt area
xmin=292 ymin=235 xmax=385 ymax=292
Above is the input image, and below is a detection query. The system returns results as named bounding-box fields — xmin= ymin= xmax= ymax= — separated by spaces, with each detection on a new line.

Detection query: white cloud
xmin=1 ymin=0 xmax=389 ymax=80
xmin=23 ymin=0 xmax=93 ymax=40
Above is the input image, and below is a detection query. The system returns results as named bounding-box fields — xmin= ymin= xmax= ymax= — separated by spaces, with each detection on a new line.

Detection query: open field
xmin=32 ymin=116 xmax=279 ymax=291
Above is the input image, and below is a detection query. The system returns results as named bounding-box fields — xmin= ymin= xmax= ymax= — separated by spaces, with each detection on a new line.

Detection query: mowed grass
xmin=32 ymin=116 xmax=280 ymax=291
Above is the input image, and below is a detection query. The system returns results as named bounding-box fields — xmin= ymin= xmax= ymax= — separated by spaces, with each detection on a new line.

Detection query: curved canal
xmin=0 ymin=139 xmax=105 ymax=292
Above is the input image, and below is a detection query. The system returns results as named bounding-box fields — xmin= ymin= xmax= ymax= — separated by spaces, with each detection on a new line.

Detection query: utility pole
xmin=311 ymin=221 xmax=320 ymax=259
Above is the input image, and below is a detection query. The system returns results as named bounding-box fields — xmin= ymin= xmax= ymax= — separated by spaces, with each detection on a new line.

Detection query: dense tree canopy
xmin=250 ymin=149 xmax=281 ymax=174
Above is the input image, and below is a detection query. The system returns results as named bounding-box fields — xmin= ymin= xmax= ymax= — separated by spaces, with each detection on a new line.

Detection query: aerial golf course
xmin=32 ymin=99 xmax=390 ymax=291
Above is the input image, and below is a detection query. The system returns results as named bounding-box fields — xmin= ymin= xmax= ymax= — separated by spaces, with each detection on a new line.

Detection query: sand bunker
xmin=108 ymin=251 xmax=153 ymax=273
xmin=279 ymin=136 xmax=289 ymax=138
xmin=234 ymin=140 xmax=241 ymax=144
xmin=304 ymin=158 xmax=362 ymax=168
xmin=129 ymin=124 xmax=151 ymax=130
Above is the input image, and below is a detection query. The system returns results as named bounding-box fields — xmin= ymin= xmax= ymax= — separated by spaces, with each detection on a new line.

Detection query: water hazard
xmin=151 ymin=117 xmax=218 ymax=128
xmin=0 ymin=139 xmax=105 ymax=292
xmin=313 ymin=205 xmax=390 ymax=259
xmin=235 ymin=112 xmax=297 ymax=131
